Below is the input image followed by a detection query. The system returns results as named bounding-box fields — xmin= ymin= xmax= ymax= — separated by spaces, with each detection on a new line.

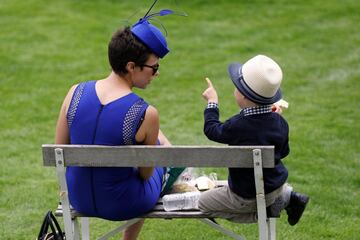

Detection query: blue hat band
xmin=237 ymin=76 xmax=281 ymax=104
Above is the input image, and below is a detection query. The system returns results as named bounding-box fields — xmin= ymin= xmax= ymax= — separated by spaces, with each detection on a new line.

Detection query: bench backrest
xmin=42 ymin=144 xmax=274 ymax=168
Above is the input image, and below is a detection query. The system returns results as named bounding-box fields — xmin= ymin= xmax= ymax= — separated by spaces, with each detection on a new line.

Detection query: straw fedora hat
xmin=228 ymin=55 xmax=283 ymax=105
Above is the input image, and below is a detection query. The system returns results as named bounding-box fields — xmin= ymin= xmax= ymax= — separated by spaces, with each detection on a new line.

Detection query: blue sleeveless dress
xmin=65 ymin=80 xmax=165 ymax=221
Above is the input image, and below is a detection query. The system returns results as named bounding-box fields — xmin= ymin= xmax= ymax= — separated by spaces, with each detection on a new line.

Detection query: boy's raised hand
xmin=202 ymin=77 xmax=218 ymax=103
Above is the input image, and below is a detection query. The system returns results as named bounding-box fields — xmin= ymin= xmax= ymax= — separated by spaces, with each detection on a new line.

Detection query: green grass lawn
xmin=1 ymin=0 xmax=359 ymax=239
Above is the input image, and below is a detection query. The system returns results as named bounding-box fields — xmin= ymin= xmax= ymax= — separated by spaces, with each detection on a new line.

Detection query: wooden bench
xmin=42 ymin=144 xmax=277 ymax=240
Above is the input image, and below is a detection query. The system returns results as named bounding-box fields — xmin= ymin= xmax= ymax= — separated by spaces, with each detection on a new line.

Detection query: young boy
xmin=199 ymin=54 xmax=309 ymax=225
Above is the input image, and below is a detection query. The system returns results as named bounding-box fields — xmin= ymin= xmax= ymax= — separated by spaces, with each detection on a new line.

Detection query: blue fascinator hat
xmin=131 ymin=17 xmax=169 ymax=58
xmin=131 ymin=0 xmax=186 ymax=58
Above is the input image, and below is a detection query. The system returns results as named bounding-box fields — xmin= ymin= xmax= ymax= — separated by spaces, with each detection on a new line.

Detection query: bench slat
xmin=42 ymin=145 xmax=274 ymax=168
xmin=55 ymin=207 xmax=210 ymax=219
xmin=144 ymin=211 xmax=210 ymax=218
xmin=55 ymin=204 xmax=210 ymax=219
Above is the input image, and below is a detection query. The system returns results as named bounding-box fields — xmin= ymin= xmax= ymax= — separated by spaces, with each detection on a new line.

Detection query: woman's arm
xmin=55 ymin=85 xmax=77 ymax=144
xmin=135 ymin=105 xmax=160 ymax=180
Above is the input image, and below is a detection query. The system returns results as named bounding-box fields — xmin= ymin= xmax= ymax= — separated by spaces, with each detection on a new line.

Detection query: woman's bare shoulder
xmin=144 ymin=105 xmax=159 ymax=122
xmin=62 ymin=83 xmax=80 ymax=112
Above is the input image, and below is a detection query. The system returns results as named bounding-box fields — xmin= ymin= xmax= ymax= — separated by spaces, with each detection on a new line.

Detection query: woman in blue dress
xmin=55 ymin=20 xmax=172 ymax=239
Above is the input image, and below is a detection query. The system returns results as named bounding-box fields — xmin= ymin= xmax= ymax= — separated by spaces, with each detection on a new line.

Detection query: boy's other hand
xmin=271 ymin=105 xmax=283 ymax=114
xmin=272 ymin=99 xmax=289 ymax=114
xmin=202 ymin=77 xmax=218 ymax=103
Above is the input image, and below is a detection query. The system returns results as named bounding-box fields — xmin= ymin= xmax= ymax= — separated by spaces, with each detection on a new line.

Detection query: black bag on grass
xmin=37 ymin=210 xmax=65 ymax=240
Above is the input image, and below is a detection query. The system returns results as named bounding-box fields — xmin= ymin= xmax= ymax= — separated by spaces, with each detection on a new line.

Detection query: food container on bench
xmin=162 ymin=191 xmax=201 ymax=211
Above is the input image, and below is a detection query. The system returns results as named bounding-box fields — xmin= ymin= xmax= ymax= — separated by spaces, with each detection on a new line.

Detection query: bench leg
xmin=253 ymin=149 xmax=273 ymax=240
xmin=73 ymin=218 xmax=81 ymax=240
xmin=55 ymin=148 xmax=76 ymax=240
xmin=257 ymin=215 xmax=268 ymax=240
xmin=81 ymin=217 xmax=90 ymax=240
xmin=199 ymin=219 xmax=245 ymax=240
xmin=97 ymin=218 xmax=142 ymax=240
xmin=268 ymin=218 xmax=276 ymax=240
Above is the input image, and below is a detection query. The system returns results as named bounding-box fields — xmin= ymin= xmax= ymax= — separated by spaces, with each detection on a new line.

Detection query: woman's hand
xmin=202 ymin=77 xmax=218 ymax=103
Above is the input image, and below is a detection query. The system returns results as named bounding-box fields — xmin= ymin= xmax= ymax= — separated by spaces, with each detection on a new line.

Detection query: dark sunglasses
xmin=141 ymin=64 xmax=159 ymax=75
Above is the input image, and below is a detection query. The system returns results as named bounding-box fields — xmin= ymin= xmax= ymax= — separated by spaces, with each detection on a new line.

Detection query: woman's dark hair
xmin=108 ymin=27 xmax=152 ymax=75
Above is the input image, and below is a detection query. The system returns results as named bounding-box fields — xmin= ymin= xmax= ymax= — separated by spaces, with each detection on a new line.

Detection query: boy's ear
xmin=126 ymin=62 xmax=136 ymax=73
